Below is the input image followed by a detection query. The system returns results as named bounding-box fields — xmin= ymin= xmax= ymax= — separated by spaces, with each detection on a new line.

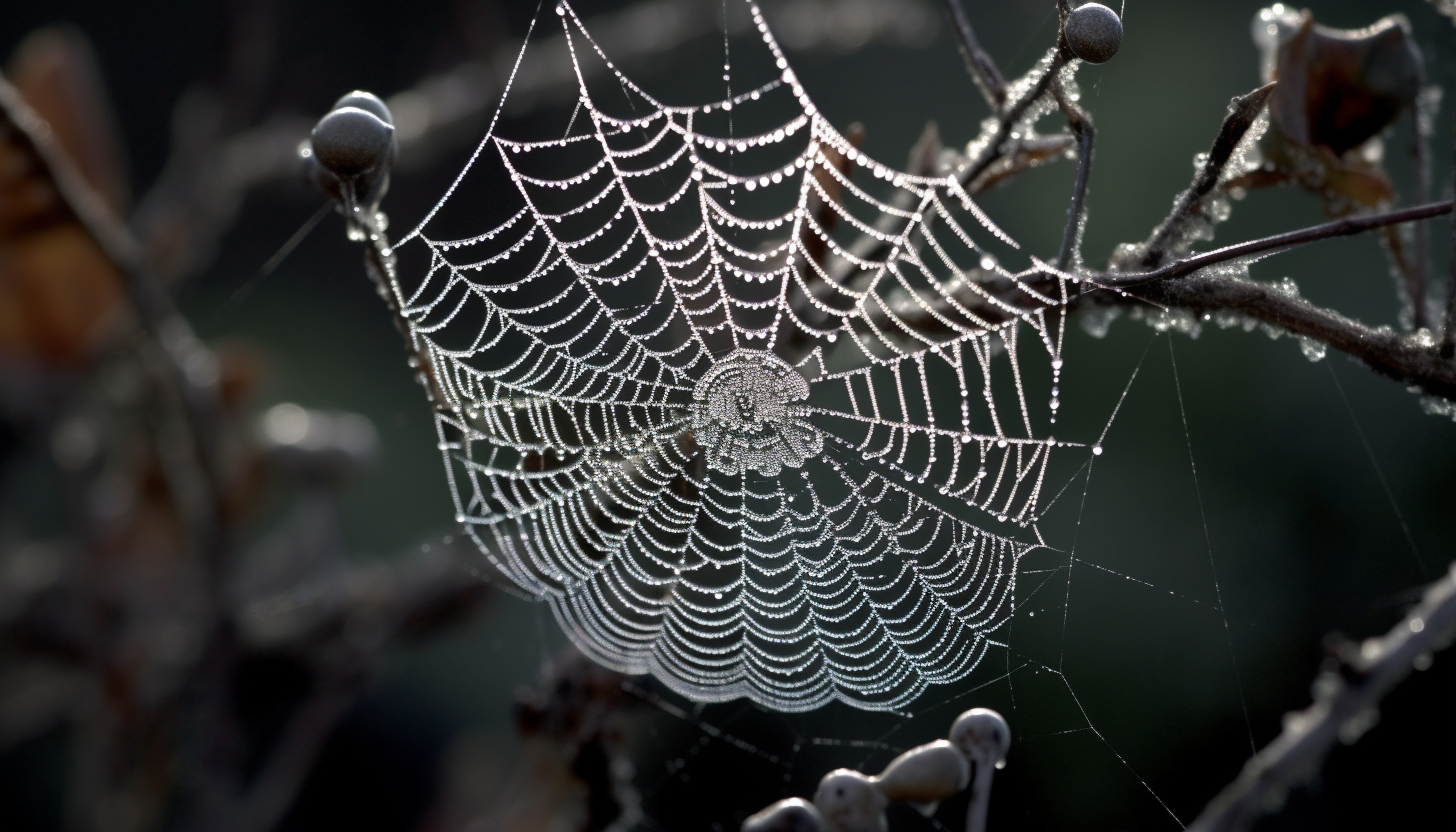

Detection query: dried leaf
xmin=0 ymin=27 xmax=129 ymax=368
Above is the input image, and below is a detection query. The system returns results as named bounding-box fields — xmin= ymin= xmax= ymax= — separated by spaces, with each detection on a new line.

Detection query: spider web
xmin=390 ymin=0 xmax=1083 ymax=711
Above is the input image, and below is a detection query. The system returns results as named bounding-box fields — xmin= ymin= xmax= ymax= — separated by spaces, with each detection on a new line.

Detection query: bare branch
xmin=1107 ymin=201 xmax=1454 ymax=287
xmin=942 ymin=0 xmax=1007 ymax=109
xmin=1137 ymin=82 xmax=1277 ymax=269
xmin=958 ymin=55 xmax=1065 ymax=188
xmin=829 ymin=51 xmax=1067 ymax=287
xmin=1115 ymin=272 xmax=1456 ymax=400
xmin=1444 ymin=113 xmax=1456 ymax=359
xmin=1050 ymin=76 xmax=1094 ymax=270
xmin=1408 ymin=97 xmax=1433 ymax=330
xmin=1186 ymin=559 xmax=1456 ymax=832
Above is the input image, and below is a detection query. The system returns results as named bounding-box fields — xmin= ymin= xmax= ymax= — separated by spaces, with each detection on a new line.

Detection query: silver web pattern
xmin=391 ymin=1 xmax=1079 ymax=711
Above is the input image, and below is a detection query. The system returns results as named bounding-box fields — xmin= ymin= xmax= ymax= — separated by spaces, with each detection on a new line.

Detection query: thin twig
xmin=1050 ymin=76 xmax=1094 ymax=271
xmin=1185 ymin=559 xmax=1456 ymax=832
xmin=1118 ymin=272 xmax=1456 ymax=400
xmin=1138 ymin=82 xmax=1277 ymax=269
xmin=1444 ymin=113 xmax=1456 ymax=359
xmin=1106 ymin=202 xmax=1455 ymax=287
xmin=831 ymin=52 xmax=1066 ymax=286
xmin=1408 ymin=100 xmax=1433 ymax=330
xmin=223 ymin=663 xmax=364 ymax=832
xmin=942 ymin=0 xmax=1006 ymax=109
xmin=958 ymin=56 xmax=1065 ymax=189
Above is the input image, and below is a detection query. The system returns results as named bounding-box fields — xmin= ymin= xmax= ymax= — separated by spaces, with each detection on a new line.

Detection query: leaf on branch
xmin=1239 ymin=7 xmax=1423 ymax=214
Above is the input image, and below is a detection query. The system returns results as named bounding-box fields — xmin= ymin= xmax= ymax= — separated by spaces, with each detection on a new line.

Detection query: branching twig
xmin=1083 ymin=202 xmax=1456 ymax=400
xmin=1121 ymin=270 xmax=1456 ymax=400
xmin=830 ymin=51 xmax=1066 ymax=287
xmin=1137 ymin=82 xmax=1277 ymax=269
xmin=1106 ymin=202 xmax=1455 ymax=286
xmin=1185 ymin=559 xmax=1456 ymax=832
xmin=958 ymin=56 xmax=1065 ymax=190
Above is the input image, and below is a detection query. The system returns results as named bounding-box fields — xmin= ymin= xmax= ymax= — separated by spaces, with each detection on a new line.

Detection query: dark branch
xmin=1138 ymin=82 xmax=1277 ymax=269
xmin=1186 ymin=559 xmax=1456 ymax=832
xmin=942 ymin=0 xmax=1007 ymax=109
xmin=1408 ymin=101 xmax=1433 ymax=330
xmin=830 ymin=52 xmax=1066 ymax=286
xmin=1444 ymin=113 xmax=1456 ymax=359
xmin=1116 ymin=271 xmax=1456 ymax=400
xmin=1050 ymin=76 xmax=1094 ymax=271
xmin=1106 ymin=201 xmax=1455 ymax=287
xmin=958 ymin=55 xmax=1065 ymax=188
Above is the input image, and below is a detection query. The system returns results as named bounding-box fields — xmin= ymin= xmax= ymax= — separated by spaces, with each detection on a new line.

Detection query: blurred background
xmin=0 ymin=1 xmax=1453 ymax=831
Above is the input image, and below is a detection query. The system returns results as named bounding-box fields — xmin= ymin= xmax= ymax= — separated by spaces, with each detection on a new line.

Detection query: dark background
xmin=2 ymin=1 xmax=1454 ymax=830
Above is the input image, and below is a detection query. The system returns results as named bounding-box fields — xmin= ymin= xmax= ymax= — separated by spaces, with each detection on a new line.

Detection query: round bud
xmin=813 ymin=770 xmax=887 ymax=832
xmin=1064 ymin=3 xmax=1123 ymax=64
xmin=949 ymin=708 xmax=1011 ymax=768
xmin=874 ymin=740 xmax=969 ymax=811
xmin=742 ymin=798 xmax=823 ymax=832
xmin=331 ymin=90 xmax=394 ymax=126
xmin=311 ymin=106 xmax=395 ymax=179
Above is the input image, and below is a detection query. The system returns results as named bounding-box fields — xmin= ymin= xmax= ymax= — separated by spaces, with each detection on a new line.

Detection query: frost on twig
xmin=1186 ymin=559 xmax=1456 ymax=832
xmin=1113 ymin=82 xmax=1275 ymax=271
xmin=832 ymin=45 xmax=1080 ymax=288
xmin=1048 ymin=75 xmax=1094 ymax=271
xmin=1086 ymin=201 xmax=1456 ymax=402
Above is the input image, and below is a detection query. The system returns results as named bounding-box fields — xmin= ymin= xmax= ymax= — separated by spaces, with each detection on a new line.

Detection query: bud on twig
xmin=1064 ymin=3 xmax=1123 ymax=64
xmin=304 ymin=90 xmax=397 ymax=237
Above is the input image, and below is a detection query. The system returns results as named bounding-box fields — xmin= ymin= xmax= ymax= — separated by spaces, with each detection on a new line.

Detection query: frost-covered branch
xmin=1049 ymin=75 xmax=1094 ymax=270
xmin=1134 ymin=82 xmax=1277 ymax=270
xmin=1113 ymin=266 xmax=1456 ymax=401
xmin=1408 ymin=99 xmax=1435 ymax=331
xmin=1186 ymin=559 xmax=1456 ymax=832
xmin=1086 ymin=202 xmax=1456 ymax=401
xmin=827 ymin=46 xmax=1068 ymax=289
xmin=1109 ymin=201 xmax=1454 ymax=286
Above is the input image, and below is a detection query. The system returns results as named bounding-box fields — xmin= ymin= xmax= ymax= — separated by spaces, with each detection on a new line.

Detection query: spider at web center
xmin=690 ymin=350 xmax=823 ymax=477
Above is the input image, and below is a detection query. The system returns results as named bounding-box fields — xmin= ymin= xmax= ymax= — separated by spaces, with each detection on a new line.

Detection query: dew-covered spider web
xmin=360 ymin=1 xmax=1456 ymax=827
xmin=389 ymin=0 xmax=1085 ymax=712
